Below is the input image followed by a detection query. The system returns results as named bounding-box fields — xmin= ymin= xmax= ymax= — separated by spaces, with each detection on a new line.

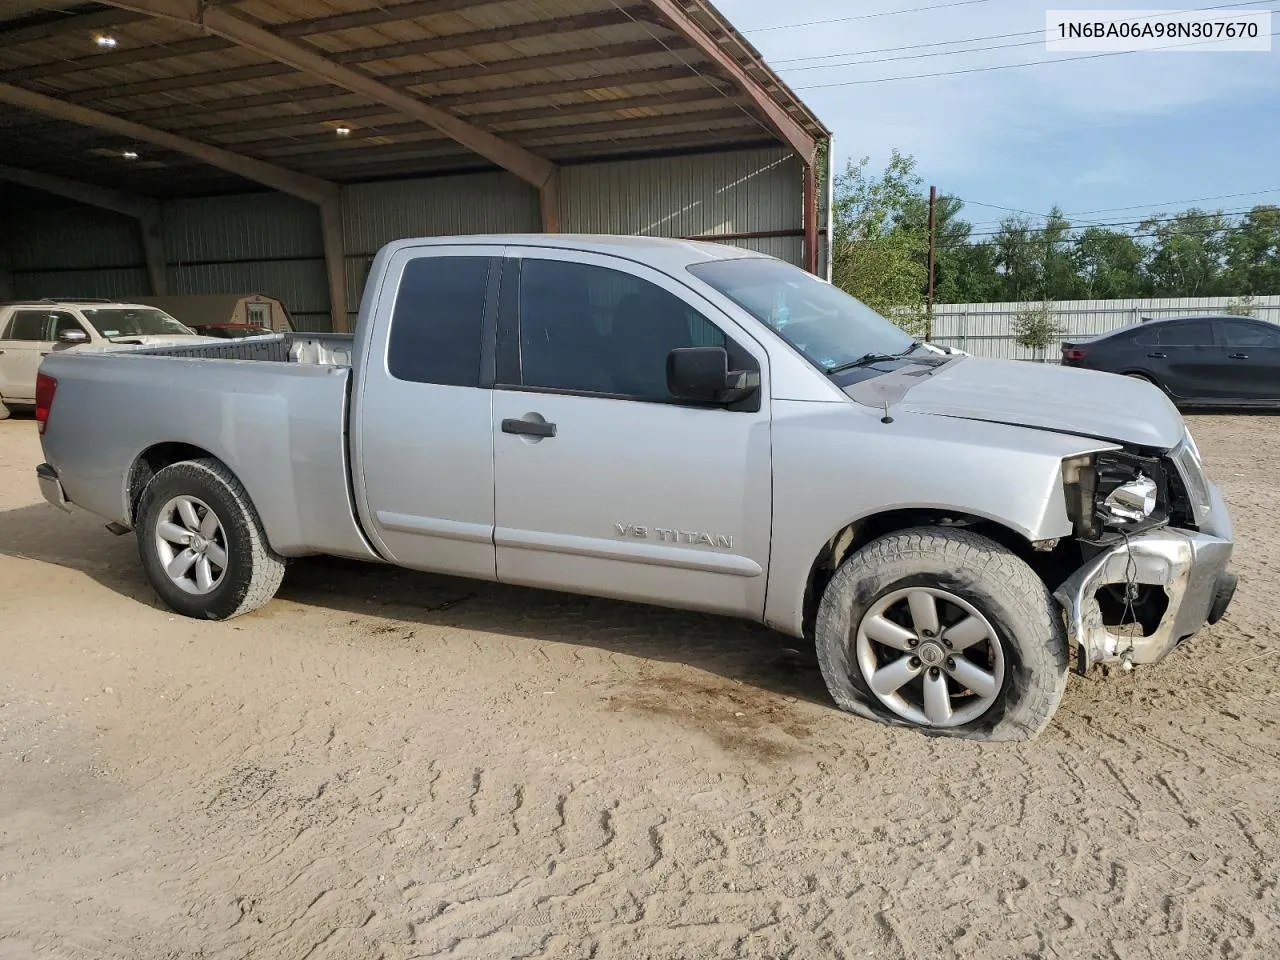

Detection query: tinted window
xmin=4 ymin=310 xmax=80 ymax=341
xmin=1157 ymin=321 xmax=1213 ymax=346
xmin=1221 ymin=320 xmax=1280 ymax=348
xmin=517 ymin=259 xmax=726 ymax=401
xmin=388 ymin=256 xmax=492 ymax=387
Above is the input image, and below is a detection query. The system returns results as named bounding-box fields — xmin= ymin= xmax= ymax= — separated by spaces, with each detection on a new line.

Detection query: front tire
xmin=136 ymin=458 xmax=285 ymax=620
xmin=815 ymin=527 xmax=1068 ymax=741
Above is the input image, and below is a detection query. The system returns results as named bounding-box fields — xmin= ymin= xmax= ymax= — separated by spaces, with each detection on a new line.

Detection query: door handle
xmin=1146 ymin=352 xmax=1167 ymax=359
xmin=502 ymin=417 xmax=556 ymax=438
xmin=1229 ymin=353 xmax=1249 ymax=360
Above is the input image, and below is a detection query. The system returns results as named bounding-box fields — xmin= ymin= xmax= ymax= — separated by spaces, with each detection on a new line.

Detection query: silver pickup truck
xmin=34 ymin=235 xmax=1236 ymax=741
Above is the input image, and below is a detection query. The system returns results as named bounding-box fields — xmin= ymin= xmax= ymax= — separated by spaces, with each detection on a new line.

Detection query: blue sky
xmin=717 ymin=0 xmax=1280 ymax=229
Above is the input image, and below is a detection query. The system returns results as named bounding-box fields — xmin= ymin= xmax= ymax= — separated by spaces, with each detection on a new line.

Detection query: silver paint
xmin=36 ymin=234 xmax=1233 ymax=663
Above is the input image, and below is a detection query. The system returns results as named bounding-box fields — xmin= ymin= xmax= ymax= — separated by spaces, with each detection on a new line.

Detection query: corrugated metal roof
xmin=0 ymin=0 xmax=828 ymax=200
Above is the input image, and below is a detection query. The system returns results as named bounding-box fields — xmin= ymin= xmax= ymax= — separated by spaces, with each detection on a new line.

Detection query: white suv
xmin=0 ymin=299 xmax=216 ymax=416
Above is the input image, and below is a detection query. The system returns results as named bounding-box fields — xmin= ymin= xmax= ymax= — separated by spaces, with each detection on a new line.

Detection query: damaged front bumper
xmin=1054 ymin=482 xmax=1235 ymax=671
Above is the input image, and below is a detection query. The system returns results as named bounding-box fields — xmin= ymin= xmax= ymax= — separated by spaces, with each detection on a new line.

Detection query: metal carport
xmin=0 ymin=0 xmax=830 ymax=331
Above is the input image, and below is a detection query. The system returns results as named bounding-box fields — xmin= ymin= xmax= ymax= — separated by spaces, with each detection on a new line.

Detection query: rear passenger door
xmin=1218 ymin=319 xmax=1280 ymax=401
xmin=489 ymin=249 xmax=773 ymax=620
xmin=352 ymin=244 xmax=503 ymax=579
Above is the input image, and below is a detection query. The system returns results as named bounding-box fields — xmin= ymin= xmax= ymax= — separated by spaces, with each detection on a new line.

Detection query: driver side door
xmin=490 ymin=250 xmax=774 ymax=619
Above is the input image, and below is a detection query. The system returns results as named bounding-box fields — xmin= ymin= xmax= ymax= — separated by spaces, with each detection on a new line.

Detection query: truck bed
xmin=38 ymin=331 xmax=378 ymax=564
xmin=105 ymin=331 xmax=356 ymax=367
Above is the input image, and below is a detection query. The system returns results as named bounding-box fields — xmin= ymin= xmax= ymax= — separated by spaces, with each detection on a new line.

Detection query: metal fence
xmin=929 ymin=295 xmax=1280 ymax=361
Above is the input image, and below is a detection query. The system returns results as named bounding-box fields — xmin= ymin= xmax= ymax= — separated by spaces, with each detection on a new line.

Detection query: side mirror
xmin=666 ymin=346 xmax=760 ymax=404
xmin=57 ymin=328 xmax=89 ymax=344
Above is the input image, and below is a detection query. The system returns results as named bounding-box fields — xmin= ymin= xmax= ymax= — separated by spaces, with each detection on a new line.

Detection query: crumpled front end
xmin=1054 ymin=430 xmax=1236 ymax=671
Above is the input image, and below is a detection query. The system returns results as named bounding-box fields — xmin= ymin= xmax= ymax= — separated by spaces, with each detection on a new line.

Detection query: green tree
xmin=1140 ymin=209 xmax=1229 ymax=296
xmin=830 ymin=149 xmax=928 ymax=334
xmin=1225 ymin=294 xmax=1256 ymax=316
xmin=1012 ymin=300 xmax=1064 ymax=361
xmin=1074 ymin=227 xmax=1146 ymax=298
xmin=944 ymin=240 xmax=1003 ymax=303
xmin=1223 ymin=205 xmax=1280 ymax=295
xmin=1040 ymin=206 xmax=1085 ymax=300
xmin=899 ymin=192 xmax=1004 ymax=303
xmin=993 ymin=216 xmax=1039 ymax=301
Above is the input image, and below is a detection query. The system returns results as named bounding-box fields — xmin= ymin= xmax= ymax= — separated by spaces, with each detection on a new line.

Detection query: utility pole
xmin=926 ymin=184 xmax=937 ymax=341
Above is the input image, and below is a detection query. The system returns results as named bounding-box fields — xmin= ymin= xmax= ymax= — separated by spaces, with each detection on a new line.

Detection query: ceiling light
xmin=334 ymin=125 xmax=352 ymax=137
xmin=121 ymin=150 xmax=139 ymax=160
xmin=94 ymin=34 xmax=118 ymax=49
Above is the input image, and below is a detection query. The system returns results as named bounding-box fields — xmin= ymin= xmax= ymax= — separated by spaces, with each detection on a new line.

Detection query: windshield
xmin=81 ymin=308 xmax=195 ymax=338
xmin=687 ymin=258 xmax=915 ymax=372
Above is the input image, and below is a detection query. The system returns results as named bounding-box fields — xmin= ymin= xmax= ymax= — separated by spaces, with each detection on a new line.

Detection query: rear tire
xmin=0 ymin=401 xmax=9 ymax=421
xmin=815 ymin=527 xmax=1068 ymax=742
xmin=135 ymin=458 xmax=285 ymax=620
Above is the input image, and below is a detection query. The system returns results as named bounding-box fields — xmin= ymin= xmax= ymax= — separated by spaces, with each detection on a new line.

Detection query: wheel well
xmin=127 ymin=442 xmax=217 ymax=523
xmin=800 ymin=509 xmax=1046 ymax=640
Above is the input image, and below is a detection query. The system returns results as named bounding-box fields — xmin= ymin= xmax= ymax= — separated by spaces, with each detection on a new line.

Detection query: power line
xmin=964 ymin=211 xmax=1267 ymax=241
xmin=771 ymin=0 xmax=1270 ymax=66
xmin=743 ymin=0 xmax=991 ymax=35
xmin=955 ymin=198 xmax=1053 ymax=220
xmin=780 ymin=36 xmax=1045 ymax=73
xmin=772 ymin=29 xmax=1040 ymax=65
xmin=960 ymin=199 xmax=1280 ymax=232
xmin=792 ymin=27 xmax=1279 ymax=89
xmin=1064 ymin=187 xmax=1280 ymax=217
xmin=955 ymin=225 xmax=1264 ymax=249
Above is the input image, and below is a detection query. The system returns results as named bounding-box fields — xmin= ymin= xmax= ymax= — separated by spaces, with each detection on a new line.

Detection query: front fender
xmin=763 ymin=401 xmax=1117 ymax=637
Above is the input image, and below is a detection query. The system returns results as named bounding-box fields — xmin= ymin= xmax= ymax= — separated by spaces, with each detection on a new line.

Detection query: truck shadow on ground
xmin=0 ymin=503 xmax=829 ymax=706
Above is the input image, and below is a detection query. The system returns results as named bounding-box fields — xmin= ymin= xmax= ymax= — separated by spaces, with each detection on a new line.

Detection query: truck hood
xmin=847 ymin=356 xmax=1186 ymax=450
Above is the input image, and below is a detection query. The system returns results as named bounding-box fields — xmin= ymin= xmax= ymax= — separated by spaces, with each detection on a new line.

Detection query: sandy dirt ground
xmin=1 ymin=413 xmax=1278 ymax=960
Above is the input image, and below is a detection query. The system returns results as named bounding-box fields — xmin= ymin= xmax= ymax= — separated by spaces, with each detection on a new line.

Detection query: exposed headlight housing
xmin=1062 ymin=450 xmax=1170 ymax=542
xmin=1102 ymin=475 xmax=1157 ymax=523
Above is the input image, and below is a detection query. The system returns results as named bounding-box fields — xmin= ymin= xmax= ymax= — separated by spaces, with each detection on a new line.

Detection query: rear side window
xmin=5 ymin=310 xmax=56 ymax=340
xmin=1155 ymin=321 xmax=1213 ymax=346
xmin=387 ymin=256 xmax=492 ymax=387
xmin=1221 ymin=320 xmax=1280 ymax=348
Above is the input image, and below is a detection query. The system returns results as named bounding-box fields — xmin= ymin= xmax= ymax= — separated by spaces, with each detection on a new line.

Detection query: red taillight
xmin=1062 ymin=347 xmax=1088 ymax=362
xmin=35 ymin=373 xmax=57 ymax=436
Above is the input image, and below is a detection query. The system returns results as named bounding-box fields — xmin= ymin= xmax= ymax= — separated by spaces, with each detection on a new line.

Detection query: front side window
xmin=1221 ymin=320 xmax=1280 ymax=348
xmin=81 ymin=308 xmax=194 ymax=338
xmin=387 ymin=255 xmax=492 ymax=387
xmin=688 ymin=257 xmax=915 ymax=372
xmin=516 ymin=258 xmax=728 ymax=401
xmin=50 ymin=313 xmax=87 ymax=339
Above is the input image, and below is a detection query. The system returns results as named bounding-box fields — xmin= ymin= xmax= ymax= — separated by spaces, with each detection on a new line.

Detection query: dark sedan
xmin=1061 ymin=314 xmax=1280 ymax=407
